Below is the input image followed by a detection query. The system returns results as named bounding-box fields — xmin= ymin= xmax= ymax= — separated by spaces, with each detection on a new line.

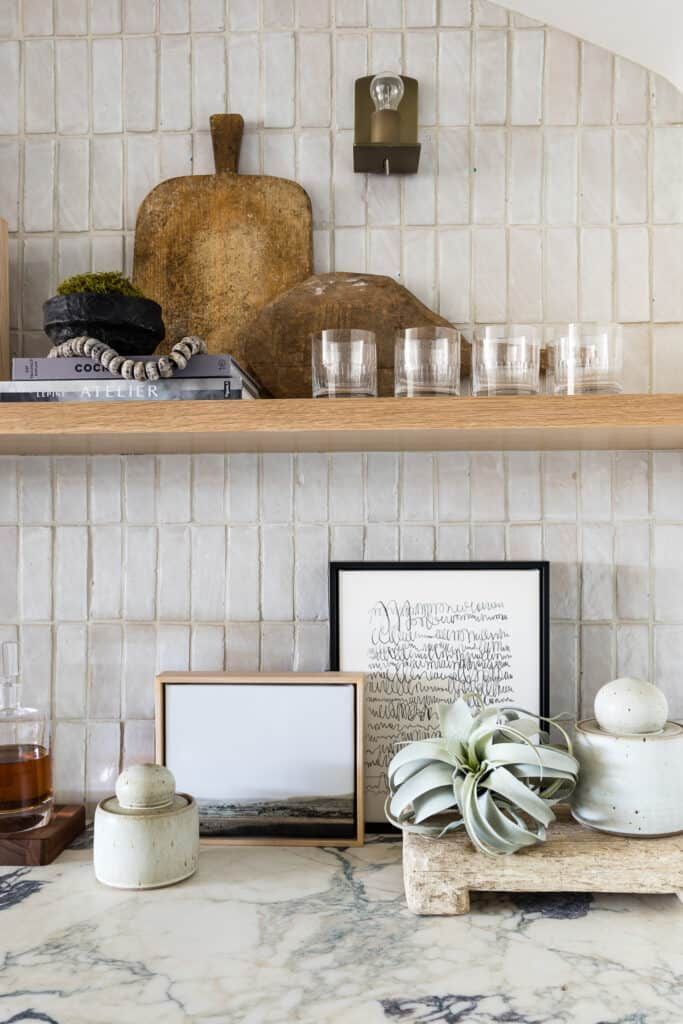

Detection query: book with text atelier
xmin=0 ymin=378 xmax=254 ymax=402
xmin=12 ymin=355 xmax=264 ymax=394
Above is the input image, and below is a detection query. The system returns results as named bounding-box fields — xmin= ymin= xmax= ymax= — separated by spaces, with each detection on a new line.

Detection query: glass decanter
xmin=0 ymin=641 xmax=53 ymax=833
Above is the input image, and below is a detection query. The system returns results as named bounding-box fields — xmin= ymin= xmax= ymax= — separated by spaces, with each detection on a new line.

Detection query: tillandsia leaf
xmin=438 ymin=701 xmax=473 ymax=758
xmin=468 ymin=789 xmax=530 ymax=856
xmin=391 ymin=758 xmax=438 ymax=788
xmin=412 ymin=786 xmax=458 ymax=824
xmin=385 ymin=697 xmax=579 ymax=856
xmin=484 ymin=742 xmax=579 ymax=775
xmin=481 ymin=766 xmax=556 ymax=826
xmin=388 ymin=762 xmax=455 ymax=822
xmin=477 ymin=792 xmax=542 ymax=852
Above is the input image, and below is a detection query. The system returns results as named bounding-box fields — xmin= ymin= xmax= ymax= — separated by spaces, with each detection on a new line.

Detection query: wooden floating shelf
xmin=0 ymin=394 xmax=682 ymax=455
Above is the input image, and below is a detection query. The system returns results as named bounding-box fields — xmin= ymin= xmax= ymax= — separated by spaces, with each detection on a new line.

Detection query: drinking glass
xmin=311 ymin=330 xmax=377 ymax=398
xmin=394 ymin=326 xmax=461 ymax=397
xmin=472 ymin=325 xmax=541 ymax=396
xmin=550 ymin=324 xmax=623 ymax=395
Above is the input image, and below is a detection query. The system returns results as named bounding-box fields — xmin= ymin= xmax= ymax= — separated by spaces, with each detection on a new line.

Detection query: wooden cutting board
xmin=133 ymin=115 xmax=313 ymax=355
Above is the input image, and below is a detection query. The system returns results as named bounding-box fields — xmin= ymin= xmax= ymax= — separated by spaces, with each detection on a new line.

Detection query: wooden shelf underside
xmin=1 ymin=394 xmax=683 ymax=455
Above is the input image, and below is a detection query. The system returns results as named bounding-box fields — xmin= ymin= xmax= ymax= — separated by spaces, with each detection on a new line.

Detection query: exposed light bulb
xmin=369 ymin=72 xmax=405 ymax=112
xmin=369 ymin=72 xmax=404 ymax=148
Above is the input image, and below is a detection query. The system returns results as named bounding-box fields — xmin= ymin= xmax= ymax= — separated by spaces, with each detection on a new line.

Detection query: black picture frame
xmin=329 ymin=561 xmax=550 ymax=829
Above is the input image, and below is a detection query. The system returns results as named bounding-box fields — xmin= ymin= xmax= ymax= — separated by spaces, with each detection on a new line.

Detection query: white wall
xmin=0 ymin=0 xmax=682 ymax=806
xmin=2 ymin=0 xmax=682 ymax=384
xmin=495 ymin=0 xmax=683 ymax=92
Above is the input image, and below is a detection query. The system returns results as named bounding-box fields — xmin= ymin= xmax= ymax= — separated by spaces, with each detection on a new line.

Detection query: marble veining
xmin=0 ymin=1013 xmax=61 ymax=1023
xmin=1 ymin=842 xmax=683 ymax=1024
xmin=381 ymin=992 xmax=555 ymax=1022
xmin=0 ymin=869 xmax=48 ymax=912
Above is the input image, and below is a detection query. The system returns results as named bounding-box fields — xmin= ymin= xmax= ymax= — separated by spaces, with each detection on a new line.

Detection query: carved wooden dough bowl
xmin=218 ymin=272 xmax=467 ymax=399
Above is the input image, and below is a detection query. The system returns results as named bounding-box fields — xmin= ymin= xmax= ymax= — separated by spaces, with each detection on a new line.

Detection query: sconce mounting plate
xmin=353 ymin=144 xmax=421 ymax=175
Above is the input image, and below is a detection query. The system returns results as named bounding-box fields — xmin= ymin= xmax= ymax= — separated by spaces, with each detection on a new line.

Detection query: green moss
xmin=57 ymin=272 xmax=146 ymax=299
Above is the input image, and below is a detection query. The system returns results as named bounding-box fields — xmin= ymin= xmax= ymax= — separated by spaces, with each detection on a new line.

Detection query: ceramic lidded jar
xmin=572 ymin=678 xmax=683 ymax=837
xmin=94 ymin=764 xmax=199 ymax=889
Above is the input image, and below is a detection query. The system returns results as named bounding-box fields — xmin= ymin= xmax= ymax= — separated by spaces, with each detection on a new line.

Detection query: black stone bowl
xmin=43 ymin=294 xmax=165 ymax=357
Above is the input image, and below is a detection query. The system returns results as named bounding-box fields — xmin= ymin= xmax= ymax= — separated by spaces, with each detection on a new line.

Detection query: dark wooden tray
xmin=0 ymin=805 xmax=86 ymax=866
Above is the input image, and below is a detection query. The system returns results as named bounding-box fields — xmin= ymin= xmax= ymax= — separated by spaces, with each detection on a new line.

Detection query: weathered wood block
xmin=402 ymin=806 xmax=683 ymax=915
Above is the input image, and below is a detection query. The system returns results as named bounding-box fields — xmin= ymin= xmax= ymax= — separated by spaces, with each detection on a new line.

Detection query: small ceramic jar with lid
xmin=94 ymin=764 xmax=199 ymax=889
xmin=572 ymin=678 xmax=683 ymax=837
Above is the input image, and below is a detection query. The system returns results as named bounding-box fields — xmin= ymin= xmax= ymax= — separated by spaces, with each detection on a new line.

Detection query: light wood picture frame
xmin=155 ymin=672 xmax=364 ymax=846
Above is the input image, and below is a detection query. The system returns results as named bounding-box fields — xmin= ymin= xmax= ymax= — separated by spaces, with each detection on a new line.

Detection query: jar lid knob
xmin=594 ymin=677 xmax=668 ymax=735
xmin=115 ymin=763 xmax=176 ymax=810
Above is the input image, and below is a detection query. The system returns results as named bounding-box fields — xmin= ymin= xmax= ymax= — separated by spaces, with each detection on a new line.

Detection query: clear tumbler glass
xmin=550 ymin=324 xmax=623 ymax=395
xmin=311 ymin=330 xmax=377 ymax=398
xmin=473 ymin=325 xmax=541 ymax=396
xmin=394 ymin=326 xmax=461 ymax=397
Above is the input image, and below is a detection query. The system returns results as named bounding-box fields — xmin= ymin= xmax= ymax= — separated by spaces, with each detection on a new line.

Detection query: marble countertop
xmin=2 ymin=839 xmax=683 ymax=1024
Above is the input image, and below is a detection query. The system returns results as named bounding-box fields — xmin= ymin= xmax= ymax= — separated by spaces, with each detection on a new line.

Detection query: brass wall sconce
xmin=353 ymin=72 xmax=421 ymax=175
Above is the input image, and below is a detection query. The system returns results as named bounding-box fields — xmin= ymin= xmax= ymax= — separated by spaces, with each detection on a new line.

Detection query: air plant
xmin=385 ymin=699 xmax=579 ymax=856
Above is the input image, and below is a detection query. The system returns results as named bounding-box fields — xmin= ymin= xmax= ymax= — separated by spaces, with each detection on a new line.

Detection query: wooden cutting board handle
xmin=210 ymin=114 xmax=244 ymax=174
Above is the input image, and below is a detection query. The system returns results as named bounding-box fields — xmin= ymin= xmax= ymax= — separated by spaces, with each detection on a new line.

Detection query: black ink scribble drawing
xmin=365 ymin=598 xmax=514 ymax=815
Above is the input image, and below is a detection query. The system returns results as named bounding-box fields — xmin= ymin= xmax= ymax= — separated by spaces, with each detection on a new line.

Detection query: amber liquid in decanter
xmin=0 ymin=641 xmax=54 ymax=833
xmin=0 ymin=744 xmax=53 ymax=833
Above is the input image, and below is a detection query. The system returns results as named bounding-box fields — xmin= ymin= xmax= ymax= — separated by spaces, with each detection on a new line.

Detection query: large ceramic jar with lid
xmin=572 ymin=678 xmax=683 ymax=836
xmin=94 ymin=764 xmax=199 ymax=888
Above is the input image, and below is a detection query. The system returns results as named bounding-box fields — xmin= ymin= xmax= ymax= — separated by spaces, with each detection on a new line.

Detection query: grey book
xmin=12 ymin=355 xmax=263 ymax=395
xmin=12 ymin=354 xmax=234 ymax=380
xmin=0 ymin=378 xmax=250 ymax=402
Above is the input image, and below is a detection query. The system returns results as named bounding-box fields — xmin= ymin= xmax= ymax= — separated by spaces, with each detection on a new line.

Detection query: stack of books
xmin=0 ymin=354 xmax=263 ymax=402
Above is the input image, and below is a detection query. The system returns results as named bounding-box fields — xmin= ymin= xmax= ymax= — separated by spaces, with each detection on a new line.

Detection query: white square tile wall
xmin=1 ymin=1 xmax=683 ymax=805
xmin=0 ymin=0 xmax=680 ymax=375
xmin=0 ymin=449 xmax=680 ymax=806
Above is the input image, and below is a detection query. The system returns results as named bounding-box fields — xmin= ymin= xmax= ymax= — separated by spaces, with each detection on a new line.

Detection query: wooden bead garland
xmin=48 ymin=336 xmax=208 ymax=381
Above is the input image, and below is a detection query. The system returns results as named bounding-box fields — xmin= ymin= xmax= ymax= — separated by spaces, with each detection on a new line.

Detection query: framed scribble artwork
xmin=155 ymin=673 xmax=364 ymax=846
xmin=329 ymin=562 xmax=549 ymax=827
